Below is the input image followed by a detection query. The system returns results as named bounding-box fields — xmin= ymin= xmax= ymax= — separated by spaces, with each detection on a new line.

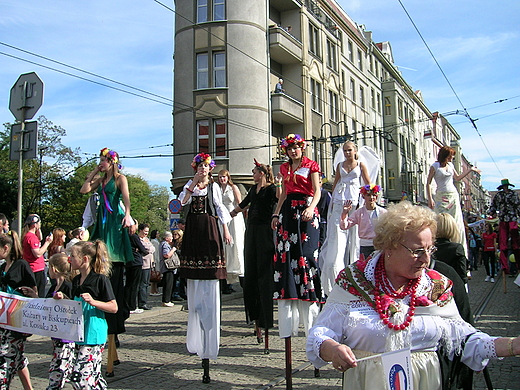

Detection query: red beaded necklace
xmin=373 ymin=258 xmax=420 ymax=330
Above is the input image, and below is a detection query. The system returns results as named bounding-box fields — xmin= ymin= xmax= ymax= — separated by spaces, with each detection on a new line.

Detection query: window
xmin=213 ymin=0 xmax=225 ymax=21
xmin=357 ymin=49 xmax=363 ymax=71
xmin=197 ymin=119 xmax=227 ymax=157
xmin=341 ymin=71 xmax=346 ymax=95
xmin=369 ymin=55 xmax=374 ymax=73
xmin=377 ymin=93 xmax=381 ymax=113
xmin=398 ymin=99 xmax=403 ymax=119
xmin=329 ymin=91 xmax=338 ymax=122
xmin=388 ymin=169 xmax=395 ymax=190
xmin=350 ymin=79 xmax=355 ymax=102
xmin=196 ymin=51 xmax=226 ymax=89
xmin=310 ymin=78 xmax=322 ymax=113
xmin=214 ymin=119 xmax=227 ymax=156
xmin=327 ymin=39 xmax=337 ymax=71
xmin=370 ymin=88 xmax=375 ymax=110
xmin=309 ymin=23 xmax=320 ymax=57
xmin=197 ymin=53 xmax=209 ymax=89
xmin=384 ymin=97 xmax=392 ymax=116
xmin=213 ymin=52 xmax=226 ymax=87
xmin=197 ymin=0 xmax=208 ymax=23
xmin=359 ymin=86 xmax=365 ymax=109
xmin=197 ymin=0 xmax=225 ymax=23
xmin=347 ymin=40 xmax=353 ymax=62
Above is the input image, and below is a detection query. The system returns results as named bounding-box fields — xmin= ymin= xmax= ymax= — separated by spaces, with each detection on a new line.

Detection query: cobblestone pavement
xmin=8 ymin=266 xmax=520 ymax=390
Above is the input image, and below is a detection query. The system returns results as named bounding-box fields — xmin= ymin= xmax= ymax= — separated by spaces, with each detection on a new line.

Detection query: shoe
xmin=485 ymin=276 xmax=490 ymax=282
xmin=139 ymin=305 xmax=152 ymax=310
xmin=130 ymin=308 xmax=144 ymax=314
xmin=162 ymin=302 xmax=174 ymax=307
xmin=491 ymin=278 xmax=495 ymax=283
xmin=150 ymin=292 xmax=161 ymax=296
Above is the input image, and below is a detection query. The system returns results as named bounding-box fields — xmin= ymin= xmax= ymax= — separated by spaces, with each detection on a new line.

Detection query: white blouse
xmin=179 ymin=180 xmax=231 ymax=225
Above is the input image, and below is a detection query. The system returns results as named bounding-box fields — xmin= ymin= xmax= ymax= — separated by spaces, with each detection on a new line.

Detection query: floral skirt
xmin=273 ymin=194 xmax=323 ymax=303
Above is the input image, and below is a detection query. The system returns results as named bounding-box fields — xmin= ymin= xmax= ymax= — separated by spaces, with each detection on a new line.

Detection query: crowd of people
xmin=1 ymin=138 xmax=519 ymax=390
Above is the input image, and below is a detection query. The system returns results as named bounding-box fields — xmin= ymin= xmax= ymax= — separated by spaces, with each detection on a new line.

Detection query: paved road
xmin=9 ymin=267 xmax=520 ymax=390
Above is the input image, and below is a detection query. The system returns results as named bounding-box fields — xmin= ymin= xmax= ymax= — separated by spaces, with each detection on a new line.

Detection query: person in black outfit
xmin=434 ymin=213 xmax=468 ymax=284
xmin=230 ymin=160 xmax=278 ymax=352
xmin=125 ymin=222 xmax=149 ymax=314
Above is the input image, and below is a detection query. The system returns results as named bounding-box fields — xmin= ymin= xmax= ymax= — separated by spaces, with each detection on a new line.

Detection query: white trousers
xmin=277 ymin=300 xmax=320 ymax=338
xmin=186 ymin=279 xmax=220 ymax=360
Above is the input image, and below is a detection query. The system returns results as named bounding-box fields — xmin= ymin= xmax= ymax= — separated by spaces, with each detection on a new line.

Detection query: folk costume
xmin=178 ymin=155 xmax=231 ymax=362
xmin=307 ymin=252 xmax=498 ymax=390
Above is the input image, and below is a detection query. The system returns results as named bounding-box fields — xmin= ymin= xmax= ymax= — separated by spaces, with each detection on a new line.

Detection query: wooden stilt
xmin=255 ymin=322 xmax=263 ymax=344
xmin=105 ymin=334 xmax=116 ymax=377
xmin=285 ymin=337 xmax=292 ymax=390
xmin=202 ymin=358 xmax=210 ymax=383
xmin=264 ymin=328 xmax=269 ymax=354
xmin=503 ymin=270 xmax=507 ymax=293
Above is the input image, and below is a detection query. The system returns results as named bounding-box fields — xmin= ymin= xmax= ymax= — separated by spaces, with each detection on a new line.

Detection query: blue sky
xmin=1 ymin=0 xmax=519 ymax=193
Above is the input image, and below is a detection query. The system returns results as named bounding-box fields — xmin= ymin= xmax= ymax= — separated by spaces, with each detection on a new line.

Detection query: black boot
xmin=202 ymin=358 xmax=210 ymax=383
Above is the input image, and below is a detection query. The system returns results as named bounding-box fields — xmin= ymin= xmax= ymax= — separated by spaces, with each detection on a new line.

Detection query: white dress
xmin=431 ymin=162 xmax=468 ymax=256
xmin=319 ymin=164 xmax=362 ymax=295
xmin=307 ymin=252 xmax=497 ymax=390
xmin=220 ymin=184 xmax=245 ymax=284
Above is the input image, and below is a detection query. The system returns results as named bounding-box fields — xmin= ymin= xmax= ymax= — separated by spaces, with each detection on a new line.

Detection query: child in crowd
xmin=0 ymin=231 xmax=37 ymax=390
xmin=65 ymin=228 xmax=88 ymax=256
xmin=340 ymin=184 xmax=387 ymax=259
xmin=54 ymin=240 xmax=117 ymax=390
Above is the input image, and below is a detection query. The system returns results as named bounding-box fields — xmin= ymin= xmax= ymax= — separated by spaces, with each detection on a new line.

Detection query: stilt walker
xmin=270 ymin=135 xmax=323 ymax=389
xmin=230 ymin=159 xmax=279 ymax=356
xmin=178 ymin=153 xmax=232 ymax=383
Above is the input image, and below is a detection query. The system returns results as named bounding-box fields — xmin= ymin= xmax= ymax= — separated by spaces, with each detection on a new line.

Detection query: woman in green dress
xmin=80 ymin=147 xmax=133 ymax=375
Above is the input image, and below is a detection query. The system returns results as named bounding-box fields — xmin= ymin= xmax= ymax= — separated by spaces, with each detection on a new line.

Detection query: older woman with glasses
xmin=307 ymin=201 xmax=520 ymax=390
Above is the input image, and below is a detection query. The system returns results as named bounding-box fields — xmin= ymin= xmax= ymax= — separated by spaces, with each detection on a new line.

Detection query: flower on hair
xmin=100 ymin=148 xmax=123 ymax=169
xmin=279 ymin=134 xmax=306 ymax=154
xmin=360 ymin=184 xmax=381 ymax=195
xmin=191 ymin=153 xmax=216 ymax=169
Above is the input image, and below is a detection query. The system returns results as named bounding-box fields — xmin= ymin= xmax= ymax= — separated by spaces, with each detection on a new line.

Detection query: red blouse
xmin=280 ymin=156 xmax=320 ymax=196
xmin=482 ymin=232 xmax=497 ymax=251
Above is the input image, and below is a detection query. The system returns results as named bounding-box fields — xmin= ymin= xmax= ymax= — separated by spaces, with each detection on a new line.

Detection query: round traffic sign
xmin=168 ymin=199 xmax=182 ymax=214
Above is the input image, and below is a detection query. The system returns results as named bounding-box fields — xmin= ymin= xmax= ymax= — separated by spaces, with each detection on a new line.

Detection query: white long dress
xmin=319 ymin=164 xmax=362 ymax=295
xmin=220 ymin=184 xmax=245 ymax=284
xmin=431 ymin=161 xmax=468 ymax=256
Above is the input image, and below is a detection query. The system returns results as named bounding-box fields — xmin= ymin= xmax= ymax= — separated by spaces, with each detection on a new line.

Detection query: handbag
xmin=150 ymin=270 xmax=162 ymax=283
xmin=164 ymin=252 xmax=181 ymax=270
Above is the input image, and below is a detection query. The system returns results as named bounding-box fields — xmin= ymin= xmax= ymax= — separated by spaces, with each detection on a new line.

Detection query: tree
xmin=126 ymin=175 xmax=169 ymax=232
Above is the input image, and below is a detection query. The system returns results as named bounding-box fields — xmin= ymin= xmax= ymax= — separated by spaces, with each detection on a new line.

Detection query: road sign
xmin=9 ymin=72 xmax=44 ymax=122
xmin=9 ymin=121 xmax=38 ymax=161
xmin=168 ymin=199 xmax=182 ymax=214
xmin=170 ymin=214 xmax=180 ymax=230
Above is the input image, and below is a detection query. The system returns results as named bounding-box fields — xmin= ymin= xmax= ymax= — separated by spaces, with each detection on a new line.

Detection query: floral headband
xmin=360 ymin=184 xmax=381 ymax=195
xmin=100 ymin=148 xmax=122 ymax=169
xmin=191 ymin=153 xmax=216 ymax=169
xmin=279 ymin=133 xmax=306 ymax=154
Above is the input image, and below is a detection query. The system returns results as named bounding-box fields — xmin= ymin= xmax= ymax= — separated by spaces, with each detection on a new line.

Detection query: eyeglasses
xmin=400 ymin=243 xmax=437 ymax=258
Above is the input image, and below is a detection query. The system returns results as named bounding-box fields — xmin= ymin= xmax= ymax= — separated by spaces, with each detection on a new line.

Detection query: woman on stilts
xmin=178 ymin=153 xmax=231 ymax=384
xmin=80 ymin=147 xmax=133 ymax=377
xmin=230 ymin=159 xmax=279 ymax=353
xmin=270 ymin=134 xmax=323 ymax=386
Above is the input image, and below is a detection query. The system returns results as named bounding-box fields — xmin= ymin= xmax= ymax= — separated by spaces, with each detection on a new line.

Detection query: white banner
xmin=0 ymin=292 xmax=84 ymax=342
xmin=381 ymin=348 xmax=413 ymax=390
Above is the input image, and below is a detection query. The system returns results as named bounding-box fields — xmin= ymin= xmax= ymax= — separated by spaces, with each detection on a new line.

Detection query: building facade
xmin=171 ymin=0 xmax=483 ymax=210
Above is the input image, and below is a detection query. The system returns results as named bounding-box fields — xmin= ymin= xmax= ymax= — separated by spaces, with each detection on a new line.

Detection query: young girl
xmin=482 ymin=223 xmax=498 ymax=282
xmin=47 ymin=253 xmax=76 ymax=390
xmin=54 ymin=240 xmax=117 ymax=390
xmin=0 ymin=231 xmax=37 ymax=390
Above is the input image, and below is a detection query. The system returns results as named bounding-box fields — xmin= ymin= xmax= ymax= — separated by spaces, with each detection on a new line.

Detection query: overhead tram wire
xmin=0 ymin=47 xmax=271 ymax=137
xmin=396 ymin=0 xmax=503 ymax=177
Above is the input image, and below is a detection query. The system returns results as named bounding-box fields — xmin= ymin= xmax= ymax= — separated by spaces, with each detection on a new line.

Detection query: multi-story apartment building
xmin=171 ymin=0 xmax=480 ymax=210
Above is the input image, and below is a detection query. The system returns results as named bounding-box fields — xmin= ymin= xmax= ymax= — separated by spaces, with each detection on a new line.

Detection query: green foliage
xmin=126 ymin=175 xmax=169 ymax=232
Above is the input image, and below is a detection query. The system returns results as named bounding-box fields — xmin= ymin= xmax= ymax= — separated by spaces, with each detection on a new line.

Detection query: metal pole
xmin=16 ymin=79 xmax=28 ymax=235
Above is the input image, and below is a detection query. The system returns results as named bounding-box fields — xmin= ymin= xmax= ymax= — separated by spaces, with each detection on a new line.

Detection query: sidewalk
xmin=9 ymin=269 xmax=520 ymax=390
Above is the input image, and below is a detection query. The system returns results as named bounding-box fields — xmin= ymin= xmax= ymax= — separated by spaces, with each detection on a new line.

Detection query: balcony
xmin=271 ymin=93 xmax=304 ymax=124
xmin=269 ymin=27 xmax=302 ymax=64
xmin=270 ymin=0 xmax=302 ymax=12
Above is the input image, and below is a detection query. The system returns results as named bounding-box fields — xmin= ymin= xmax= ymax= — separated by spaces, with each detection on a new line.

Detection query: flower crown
xmin=100 ymin=148 xmax=122 ymax=169
xmin=191 ymin=153 xmax=216 ymax=169
xmin=360 ymin=184 xmax=381 ymax=195
xmin=279 ymin=134 xmax=306 ymax=154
